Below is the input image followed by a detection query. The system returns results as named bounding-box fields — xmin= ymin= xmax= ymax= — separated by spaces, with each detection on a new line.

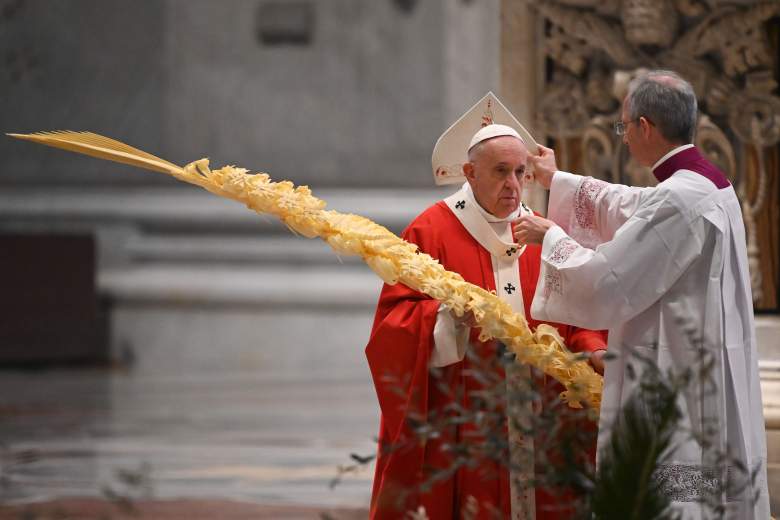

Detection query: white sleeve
xmin=548 ymin=171 xmax=648 ymax=249
xmin=531 ymin=201 xmax=703 ymax=330
xmin=431 ymin=304 xmax=470 ymax=367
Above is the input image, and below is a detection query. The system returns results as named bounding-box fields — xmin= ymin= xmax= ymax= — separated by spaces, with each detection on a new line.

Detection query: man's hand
xmin=590 ymin=349 xmax=607 ymax=375
xmin=527 ymin=145 xmax=558 ymax=189
xmin=451 ymin=308 xmax=478 ymax=328
xmin=513 ymin=214 xmax=555 ymax=245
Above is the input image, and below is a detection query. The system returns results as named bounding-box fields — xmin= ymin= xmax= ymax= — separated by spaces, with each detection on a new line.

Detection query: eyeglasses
xmin=614 ymin=117 xmax=653 ymax=136
xmin=614 ymin=119 xmax=638 ymax=136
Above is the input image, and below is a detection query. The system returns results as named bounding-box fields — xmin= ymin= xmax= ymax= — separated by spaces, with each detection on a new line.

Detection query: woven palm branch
xmin=7 ymin=130 xmax=604 ymax=410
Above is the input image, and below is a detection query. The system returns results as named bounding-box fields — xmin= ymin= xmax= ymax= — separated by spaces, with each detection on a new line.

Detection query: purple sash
xmin=652 ymin=146 xmax=730 ymax=189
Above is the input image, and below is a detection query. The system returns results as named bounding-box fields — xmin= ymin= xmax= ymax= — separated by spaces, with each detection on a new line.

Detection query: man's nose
xmin=506 ymin=174 xmax=521 ymax=190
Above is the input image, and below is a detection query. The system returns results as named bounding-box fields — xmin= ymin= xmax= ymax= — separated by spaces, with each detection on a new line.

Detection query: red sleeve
xmin=365 ymin=284 xmax=438 ymax=440
xmin=565 ymin=327 xmax=607 ymax=354
xmin=364 ymin=215 xmax=442 ymax=441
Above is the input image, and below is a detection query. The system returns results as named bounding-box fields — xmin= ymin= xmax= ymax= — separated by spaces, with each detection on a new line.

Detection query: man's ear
xmin=463 ymin=162 xmax=475 ymax=181
xmin=639 ymin=116 xmax=653 ymax=139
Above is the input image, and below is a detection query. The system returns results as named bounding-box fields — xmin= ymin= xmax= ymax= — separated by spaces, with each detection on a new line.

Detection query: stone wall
xmin=0 ymin=0 xmax=168 ymax=185
xmin=2 ymin=0 xmax=500 ymax=189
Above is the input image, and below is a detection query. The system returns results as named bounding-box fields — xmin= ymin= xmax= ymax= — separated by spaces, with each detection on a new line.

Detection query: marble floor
xmin=0 ymin=338 xmax=380 ymax=514
xmin=2 ymin=257 xmax=780 ymax=517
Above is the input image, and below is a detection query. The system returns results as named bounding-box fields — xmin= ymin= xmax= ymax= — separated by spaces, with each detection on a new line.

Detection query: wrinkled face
xmin=463 ymin=136 xmax=527 ymax=219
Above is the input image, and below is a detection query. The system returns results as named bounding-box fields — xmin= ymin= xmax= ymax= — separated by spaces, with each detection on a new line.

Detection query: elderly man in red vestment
xmin=365 ymin=93 xmax=607 ymax=519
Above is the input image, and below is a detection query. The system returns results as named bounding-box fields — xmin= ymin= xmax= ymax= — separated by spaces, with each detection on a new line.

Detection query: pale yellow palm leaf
xmin=7 ymin=130 xmax=603 ymax=410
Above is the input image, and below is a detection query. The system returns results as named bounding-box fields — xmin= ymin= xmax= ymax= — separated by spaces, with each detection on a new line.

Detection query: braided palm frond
xmin=7 ymin=131 xmax=604 ymax=410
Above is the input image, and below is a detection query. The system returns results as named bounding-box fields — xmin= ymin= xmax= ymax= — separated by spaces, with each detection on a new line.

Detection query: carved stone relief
xmin=529 ymin=0 xmax=780 ymax=307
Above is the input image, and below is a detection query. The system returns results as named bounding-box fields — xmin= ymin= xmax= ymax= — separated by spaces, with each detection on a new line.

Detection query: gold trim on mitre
xmin=431 ymin=92 xmax=539 ymax=186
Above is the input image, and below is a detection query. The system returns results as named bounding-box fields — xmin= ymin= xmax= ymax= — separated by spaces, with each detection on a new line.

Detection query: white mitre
xmin=431 ymin=91 xmax=539 ymax=186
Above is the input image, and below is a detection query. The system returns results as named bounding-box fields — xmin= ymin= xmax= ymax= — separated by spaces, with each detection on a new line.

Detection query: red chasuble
xmin=365 ymin=201 xmax=605 ymax=519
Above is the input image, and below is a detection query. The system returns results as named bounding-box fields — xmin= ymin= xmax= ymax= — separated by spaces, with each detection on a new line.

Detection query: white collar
xmin=443 ymin=184 xmax=528 ymax=315
xmin=463 ymin=182 xmax=520 ymax=224
xmin=652 ymin=143 xmax=694 ymax=172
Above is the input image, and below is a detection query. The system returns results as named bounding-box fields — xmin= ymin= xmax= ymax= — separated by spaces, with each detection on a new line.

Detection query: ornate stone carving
xmin=695 ymin=116 xmax=737 ymax=184
xmin=538 ymin=73 xmax=591 ymax=138
xmin=621 ymin=0 xmax=680 ymax=49
xmin=531 ymin=0 xmax=780 ymax=305
xmin=581 ymin=116 xmax=616 ymax=182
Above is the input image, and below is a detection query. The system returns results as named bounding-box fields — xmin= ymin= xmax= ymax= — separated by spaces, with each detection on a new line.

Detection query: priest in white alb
xmin=514 ymin=70 xmax=770 ymax=518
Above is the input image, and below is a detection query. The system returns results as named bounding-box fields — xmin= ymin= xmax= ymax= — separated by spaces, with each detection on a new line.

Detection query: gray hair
xmin=467 ymin=141 xmax=485 ymax=162
xmin=625 ymin=70 xmax=697 ymax=144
